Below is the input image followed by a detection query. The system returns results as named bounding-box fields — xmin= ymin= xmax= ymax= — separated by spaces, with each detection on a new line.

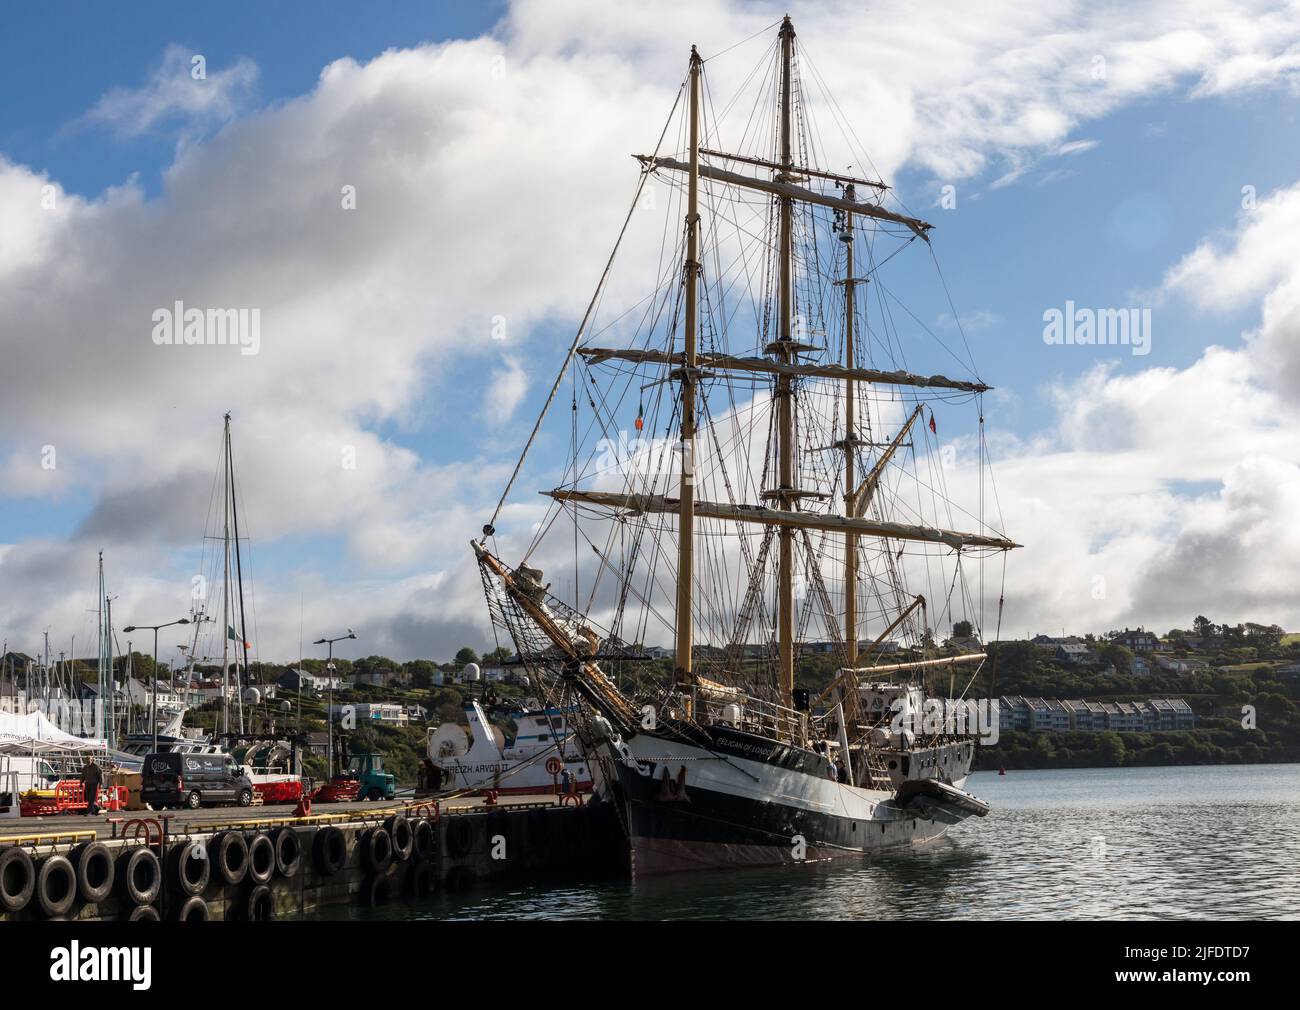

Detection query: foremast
xmin=673 ymin=46 xmax=703 ymax=709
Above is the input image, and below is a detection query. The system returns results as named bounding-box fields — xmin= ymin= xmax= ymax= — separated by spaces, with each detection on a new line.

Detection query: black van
xmin=141 ymin=752 xmax=255 ymax=810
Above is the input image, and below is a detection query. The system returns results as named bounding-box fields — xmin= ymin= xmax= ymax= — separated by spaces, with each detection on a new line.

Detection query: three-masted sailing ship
xmin=475 ymin=16 xmax=1019 ymax=875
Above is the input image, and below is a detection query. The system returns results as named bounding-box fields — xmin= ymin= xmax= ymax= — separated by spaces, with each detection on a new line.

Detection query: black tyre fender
xmin=0 ymin=846 xmax=35 ymax=914
xmin=446 ymin=816 xmax=475 ymax=859
xmin=385 ymin=815 xmax=414 ymax=862
xmin=118 ymin=847 xmax=162 ymax=907
xmin=404 ymin=860 xmax=433 ymax=898
xmin=211 ymin=831 xmax=248 ymax=886
xmin=36 ymin=854 xmax=77 ymax=918
xmin=176 ymin=894 xmax=209 ymax=921
xmin=246 ymin=832 xmax=275 ymax=884
xmin=128 ymin=904 xmax=160 ymax=921
xmin=411 ymin=818 xmax=435 ymax=862
xmin=527 ymin=807 xmax=553 ymax=850
xmin=169 ymin=839 xmax=210 ymax=897
xmin=72 ymin=841 xmax=115 ymax=904
xmin=245 ymin=883 xmax=274 ymax=921
xmin=273 ymin=827 xmax=302 ymax=878
xmin=312 ymin=826 xmax=346 ymax=876
xmin=361 ymin=826 xmax=393 ymax=873
xmin=364 ymin=873 xmax=391 ymax=905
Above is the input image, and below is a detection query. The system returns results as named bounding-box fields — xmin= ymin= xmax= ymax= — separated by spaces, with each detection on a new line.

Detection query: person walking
xmin=81 ymin=756 xmax=103 ymax=815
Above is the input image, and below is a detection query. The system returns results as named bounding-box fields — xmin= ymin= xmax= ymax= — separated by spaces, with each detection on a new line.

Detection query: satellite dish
xmin=462 ymin=662 xmax=481 ymax=682
xmin=242 ymin=687 xmax=262 ymax=706
xmin=428 ymin=723 xmax=468 ymax=761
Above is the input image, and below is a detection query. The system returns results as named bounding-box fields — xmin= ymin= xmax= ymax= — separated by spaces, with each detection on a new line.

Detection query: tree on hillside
xmin=1098 ymin=643 xmax=1134 ymax=675
xmin=454 ymin=646 xmax=479 ymax=668
xmin=1193 ymin=615 xmax=1217 ymax=640
xmin=952 ymin=620 xmax=974 ymax=640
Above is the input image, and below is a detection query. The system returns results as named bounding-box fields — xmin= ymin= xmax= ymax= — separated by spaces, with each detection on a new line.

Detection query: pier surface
xmin=0 ymin=791 xmax=549 ymax=840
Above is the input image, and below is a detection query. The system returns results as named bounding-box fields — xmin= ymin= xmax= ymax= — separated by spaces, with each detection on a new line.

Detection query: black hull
xmin=607 ymin=750 xmax=950 ymax=877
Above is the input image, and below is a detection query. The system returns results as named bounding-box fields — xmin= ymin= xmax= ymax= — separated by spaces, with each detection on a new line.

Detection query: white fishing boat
xmin=426 ymin=700 xmax=592 ymax=795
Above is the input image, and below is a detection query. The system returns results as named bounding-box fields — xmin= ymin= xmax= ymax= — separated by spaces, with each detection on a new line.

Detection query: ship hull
xmin=591 ymin=728 xmax=968 ymax=877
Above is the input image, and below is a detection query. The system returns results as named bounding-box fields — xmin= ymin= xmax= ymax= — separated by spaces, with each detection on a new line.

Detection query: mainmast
xmin=841 ymin=187 xmax=859 ymax=669
xmin=674 ymin=46 xmax=703 ymax=705
xmin=774 ymin=15 xmax=797 ymax=708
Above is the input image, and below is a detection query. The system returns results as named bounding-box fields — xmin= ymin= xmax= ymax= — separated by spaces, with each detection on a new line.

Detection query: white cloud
xmin=84 ymin=44 xmax=258 ymax=138
xmin=5 ymin=0 xmax=1300 ymax=659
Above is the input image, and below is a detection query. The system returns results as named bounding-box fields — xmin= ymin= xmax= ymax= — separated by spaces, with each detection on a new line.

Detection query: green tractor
xmin=346 ymin=751 xmax=396 ymax=802
xmin=313 ymin=735 xmax=396 ymax=803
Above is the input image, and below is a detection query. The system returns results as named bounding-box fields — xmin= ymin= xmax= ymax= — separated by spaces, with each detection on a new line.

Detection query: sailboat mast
xmin=775 ymin=15 xmax=796 ymax=708
xmin=674 ymin=46 xmax=703 ymax=701
xmin=97 ymin=552 xmax=106 ymax=743
xmin=227 ymin=421 xmax=249 ymax=733
xmin=221 ymin=412 xmax=232 ymax=737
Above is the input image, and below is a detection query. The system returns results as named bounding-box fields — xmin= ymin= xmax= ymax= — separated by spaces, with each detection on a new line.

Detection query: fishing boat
xmin=426 ymin=700 xmax=593 ymax=796
xmin=473 ymin=16 xmax=1015 ymax=875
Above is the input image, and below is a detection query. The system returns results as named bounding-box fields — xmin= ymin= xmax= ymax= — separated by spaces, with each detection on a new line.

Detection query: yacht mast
xmin=221 ymin=412 xmax=232 ymax=737
xmin=775 ymin=15 xmax=797 ymax=708
xmin=674 ymin=46 xmax=703 ymax=705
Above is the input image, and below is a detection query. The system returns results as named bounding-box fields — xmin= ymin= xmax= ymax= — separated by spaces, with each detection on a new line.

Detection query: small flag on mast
xmin=929 ymin=411 xmax=937 ymax=434
xmin=635 ymin=399 xmax=644 ymax=431
xmin=227 ymin=625 xmax=250 ymax=650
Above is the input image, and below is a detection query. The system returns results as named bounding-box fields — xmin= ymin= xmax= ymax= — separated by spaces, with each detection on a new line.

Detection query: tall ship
xmin=474 ymin=16 xmax=1018 ymax=875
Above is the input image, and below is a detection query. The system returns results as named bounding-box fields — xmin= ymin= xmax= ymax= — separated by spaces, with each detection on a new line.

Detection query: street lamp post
xmin=123 ymin=617 xmax=190 ymax=754
xmin=313 ymin=630 xmax=356 ymax=779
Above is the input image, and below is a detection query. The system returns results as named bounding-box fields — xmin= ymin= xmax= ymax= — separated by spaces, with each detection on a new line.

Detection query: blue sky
xmin=3 ymin=0 xmax=1300 ymax=662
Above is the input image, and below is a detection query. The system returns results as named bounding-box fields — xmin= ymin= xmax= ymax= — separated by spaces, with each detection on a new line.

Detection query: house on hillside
xmin=1056 ymin=643 xmax=1098 ymax=666
xmin=1115 ymin=627 xmax=1160 ymax=652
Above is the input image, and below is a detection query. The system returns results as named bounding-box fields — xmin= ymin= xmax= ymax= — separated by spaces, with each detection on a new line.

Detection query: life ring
xmin=273 ymin=827 xmax=302 ymax=877
xmin=545 ymin=756 xmax=563 ymax=776
xmin=360 ymin=826 xmax=394 ymax=873
xmin=72 ymin=841 xmax=115 ymax=904
xmin=118 ymin=846 xmax=161 ymax=907
xmin=169 ymin=839 xmax=209 ymax=897
xmin=245 ymin=883 xmax=274 ymax=921
xmin=560 ymin=791 xmax=584 ymax=807
xmin=312 ymin=825 xmax=346 ymax=876
xmin=0 ymin=846 xmax=35 ymax=913
xmin=36 ymin=855 xmax=77 ymax=918
xmin=385 ymin=816 xmax=414 ymax=862
xmin=211 ymin=831 xmax=248 ymax=886
xmin=411 ymin=818 xmax=436 ymax=862
xmin=176 ymin=895 xmax=209 ymax=922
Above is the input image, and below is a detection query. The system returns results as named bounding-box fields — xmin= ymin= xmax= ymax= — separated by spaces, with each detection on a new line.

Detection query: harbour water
xmin=312 ymin=763 xmax=1300 ymax=920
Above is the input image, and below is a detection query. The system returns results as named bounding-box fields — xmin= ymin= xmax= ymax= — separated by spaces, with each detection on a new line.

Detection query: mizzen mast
xmin=674 ymin=46 xmax=703 ymax=706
